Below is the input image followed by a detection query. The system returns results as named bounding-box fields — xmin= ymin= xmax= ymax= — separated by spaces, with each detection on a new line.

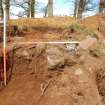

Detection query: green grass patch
xmin=65 ymin=23 xmax=98 ymax=39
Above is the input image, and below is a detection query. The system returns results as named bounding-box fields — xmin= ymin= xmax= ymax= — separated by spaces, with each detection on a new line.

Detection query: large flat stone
xmin=78 ymin=37 xmax=97 ymax=50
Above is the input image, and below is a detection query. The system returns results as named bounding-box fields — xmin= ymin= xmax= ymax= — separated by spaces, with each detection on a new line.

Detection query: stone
xmin=46 ymin=45 xmax=76 ymax=70
xmin=74 ymin=68 xmax=83 ymax=76
xmin=78 ymin=37 xmax=97 ymax=50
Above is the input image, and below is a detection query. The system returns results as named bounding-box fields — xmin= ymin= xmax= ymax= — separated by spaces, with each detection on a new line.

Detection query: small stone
xmin=74 ymin=68 xmax=83 ymax=76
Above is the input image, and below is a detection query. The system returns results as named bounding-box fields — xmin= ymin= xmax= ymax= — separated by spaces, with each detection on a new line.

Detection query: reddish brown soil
xmin=0 ymin=15 xmax=105 ymax=105
xmin=0 ymin=44 xmax=105 ymax=105
xmin=96 ymin=63 xmax=105 ymax=104
xmin=0 ymin=45 xmax=49 ymax=105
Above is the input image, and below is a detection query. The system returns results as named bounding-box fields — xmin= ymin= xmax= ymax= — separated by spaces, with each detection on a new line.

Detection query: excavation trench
xmin=0 ymin=44 xmax=105 ymax=105
xmin=13 ymin=44 xmax=47 ymax=75
xmin=0 ymin=44 xmax=50 ymax=105
xmin=0 ymin=44 xmax=48 ymax=86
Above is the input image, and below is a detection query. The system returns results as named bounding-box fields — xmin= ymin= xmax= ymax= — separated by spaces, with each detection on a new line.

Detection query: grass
xmin=8 ymin=17 xmax=75 ymax=30
xmin=91 ymin=43 xmax=105 ymax=56
xmin=8 ymin=17 xmax=99 ymax=41
xmin=95 ymin=44 xmax=105 ymax=55
xmin=68 ymin=23 xmax=84 ymax=32
xmin=66 ymin=23 xmax=98 ymax=38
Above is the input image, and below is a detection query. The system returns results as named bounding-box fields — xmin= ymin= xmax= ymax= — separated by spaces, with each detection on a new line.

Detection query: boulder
xmin=78 ymin=37 xmax=97 ymax=50
xmin=46 ymin=44 xmax=76 ymax=69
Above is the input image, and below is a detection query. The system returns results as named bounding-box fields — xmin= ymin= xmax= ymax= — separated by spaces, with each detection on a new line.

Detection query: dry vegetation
xmin=80 ymin=13 xmax=105 ymax=34
xmin=8 ymin=16 xmax=101 ymax=42
xmin=9 ymin=17 xmax=75 ymax=30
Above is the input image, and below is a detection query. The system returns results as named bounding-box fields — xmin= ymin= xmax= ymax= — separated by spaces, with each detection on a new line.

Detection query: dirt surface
xmin=96 ymin=63 xmax=105 ymax=104
xmin=0 ymin=42 xmax=105 ymax=105
xmin=0 ymin=44 xmax=48 ymax=105
xmin=0 ymin=15 xmax=105 ymax=105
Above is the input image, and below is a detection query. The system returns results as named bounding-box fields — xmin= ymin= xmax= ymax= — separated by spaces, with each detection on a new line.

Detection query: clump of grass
xmin=65 ymin=23 xmax=99 ymax=39
xmin=66 ymin=23 xmax=84 ymax=32
xmin=90 ymin=43 xmax=105 ymax=57
xmin=95 ymin=45 xmax=105 ymax=55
